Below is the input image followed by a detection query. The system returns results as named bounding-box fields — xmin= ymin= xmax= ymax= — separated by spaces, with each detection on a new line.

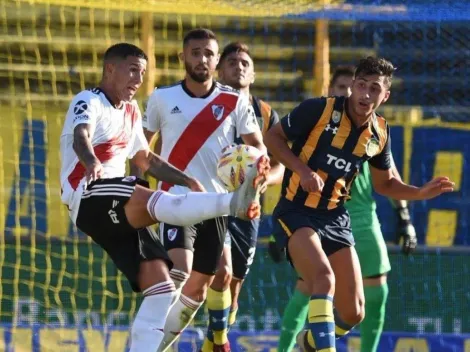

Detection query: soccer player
xmin=200 ymin=42 xmax=285 ymax=352
xmin=59 ymin=43 xmax=268 ymax=352
xmin=264 ymin=56 xmax=454 ymax=352
xmin=270 ymin=66 xmax=417 ymax=352
xmin=142 ymin=30 xmax=268 ymax=351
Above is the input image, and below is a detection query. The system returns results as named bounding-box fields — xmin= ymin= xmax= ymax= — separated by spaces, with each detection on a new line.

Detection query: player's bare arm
xmin=73 ymin=124 xmax=103 ymax=183
xmin=131 ymin=149 xmax=205 ymax=192
xmin=370 ymin=164 xmax=454 ymax=200
xmin=241 ymin=130 xmax=267 ymax=155
xmin=265 ymin=123 xmax=324 ymax=193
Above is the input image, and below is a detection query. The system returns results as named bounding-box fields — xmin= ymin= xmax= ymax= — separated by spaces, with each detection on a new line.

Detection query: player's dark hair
xmin=183 ymin=28 xmax=218 ymax=46
xmin=330 ymin=65 xmax=355 ymax=86
xmin=103 ymin=43 xmax=148 ymax=62
xmin=355 ymin=56 xmax=396 ymax=88
xmin=219 ymin=42 xmax=251 ymax=65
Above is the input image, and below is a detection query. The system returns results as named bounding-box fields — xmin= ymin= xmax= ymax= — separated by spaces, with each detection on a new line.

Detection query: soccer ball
xmin=217 ymin=144 xmax=263 ymax=191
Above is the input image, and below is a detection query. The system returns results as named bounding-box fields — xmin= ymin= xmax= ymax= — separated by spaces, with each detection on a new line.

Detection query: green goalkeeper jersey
xmin=345 ymin=162 xmax=376 ymax=216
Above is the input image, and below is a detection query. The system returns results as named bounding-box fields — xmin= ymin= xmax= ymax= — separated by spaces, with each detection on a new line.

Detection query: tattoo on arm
xmin=146 ymin=152 xmax=192 ymax=187
xmin=73 ymin=125 xmax=97 ymax=166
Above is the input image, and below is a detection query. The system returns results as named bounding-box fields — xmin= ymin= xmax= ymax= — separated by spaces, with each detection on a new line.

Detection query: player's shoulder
xmin=294 ymin=97 xmax=329 ymax=115
xmin=253 ymin=96 xmax=272 ymax=111
xmin=373 ymin=112 xmax=389 ymax=138
xmin=215 ymin=81 xmax=240 ymax=95
xmin=149 ymin=81 xmax=183 ymax=98
xmin=72 ymin=88 xmax=101 ymax=104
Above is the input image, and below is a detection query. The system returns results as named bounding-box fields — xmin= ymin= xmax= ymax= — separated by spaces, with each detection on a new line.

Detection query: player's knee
xmin=212 ymin=264 xmax=233 ymax=290
xmin=342 ymin=296 xmax=365 ymax=326
xmin=308 ymin=266 xmax=335 ymax=295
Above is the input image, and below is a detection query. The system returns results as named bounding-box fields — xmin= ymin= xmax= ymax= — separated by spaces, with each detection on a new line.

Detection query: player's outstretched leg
xmin=229 ymin=155 xmax=270 ymax=220
xmin=123 ymin=155 xmax=270 ymax=230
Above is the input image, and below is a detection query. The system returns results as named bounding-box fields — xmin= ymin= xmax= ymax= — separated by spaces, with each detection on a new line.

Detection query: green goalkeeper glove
xmin=395 ymin=206 xmax=417 ymax=255
xmin=267 ymin=234 xmax=285 ymax=263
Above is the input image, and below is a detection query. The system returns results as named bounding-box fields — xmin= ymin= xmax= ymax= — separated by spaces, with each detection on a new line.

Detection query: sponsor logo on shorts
xmin=167 ymin=228 xmax=178 ymax=241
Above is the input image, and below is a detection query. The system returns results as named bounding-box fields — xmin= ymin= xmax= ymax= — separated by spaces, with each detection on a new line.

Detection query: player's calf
xmin=130 ymin=275 xmax=176 ymax=352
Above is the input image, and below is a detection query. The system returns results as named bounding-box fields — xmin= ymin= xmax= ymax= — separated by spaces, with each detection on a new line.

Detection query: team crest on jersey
xmin=365 ymin=138 xmax=380 ymax=157
xmin=167 ymin=228 xmax=178 ymax=241
xmin=332 ymin=110 xmax=341 ymax=124
xmin=212 ymin=105 xmax=225 ymax=121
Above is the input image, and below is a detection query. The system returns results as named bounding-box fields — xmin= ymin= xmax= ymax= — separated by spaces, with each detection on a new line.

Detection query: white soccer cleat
xmin=229 ymin=155 xmax=270 ymax=220
xmin=296 ymin=330 xmax=317 ymax=352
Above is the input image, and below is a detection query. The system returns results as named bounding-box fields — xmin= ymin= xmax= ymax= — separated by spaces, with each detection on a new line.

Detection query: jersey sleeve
xmin=128 ymin=104 xmax=150 ymax=159
xmin=235 ymin=94 xmax=262 ymax=137
xmin=143 ymin=88 xmax=161 ymax=132
xmin=67 ymin=90 xmax=101 ymax=130
xmin=280 ymin=98 xmax=327 ymax=141
xmin=368 ymin=126 xmax=393 ymax=170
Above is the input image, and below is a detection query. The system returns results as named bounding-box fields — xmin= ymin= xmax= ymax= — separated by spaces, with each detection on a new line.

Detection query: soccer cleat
xmin=229 ymin=155 xmax=269 ymax=220
xmin=296 ymin=330 xmax=317 ymax=352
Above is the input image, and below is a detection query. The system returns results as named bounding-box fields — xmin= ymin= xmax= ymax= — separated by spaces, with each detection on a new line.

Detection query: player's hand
xmin=187 ymin=178 xmax=206 ymax=192
xmin=395 ymin=206 xmax=417 ymax=255
xmin=418 ymin=176 xmax=454 ymax=199
xmin=85 ymin=160 xmax=103 ymax=185
xmin=299 ymin=170 xmax=324 ymax=193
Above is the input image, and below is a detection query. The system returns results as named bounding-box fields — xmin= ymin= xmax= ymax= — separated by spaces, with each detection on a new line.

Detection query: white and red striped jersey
xmin=143 ymin=80 xmax=260 ymax=195
xmin=60 ymin=88 xmax=149 ymax=223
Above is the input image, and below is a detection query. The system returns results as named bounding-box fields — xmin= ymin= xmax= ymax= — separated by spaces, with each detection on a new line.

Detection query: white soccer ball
xmin=217 ymin=144 xmax=263 ymax=191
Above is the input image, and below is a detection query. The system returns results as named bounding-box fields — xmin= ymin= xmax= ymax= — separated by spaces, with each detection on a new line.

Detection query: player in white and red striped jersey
xmin=59 ymin=43 xmax=269 ymax=352
xmin=142 ymin=28 xmax=268 ymax=352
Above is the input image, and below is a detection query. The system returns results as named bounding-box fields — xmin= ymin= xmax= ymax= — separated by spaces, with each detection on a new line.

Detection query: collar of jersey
xmin=181 ymin=79 xmax=216 ymax=99
xmin=344 ymin=97 xmax=375 ymax=133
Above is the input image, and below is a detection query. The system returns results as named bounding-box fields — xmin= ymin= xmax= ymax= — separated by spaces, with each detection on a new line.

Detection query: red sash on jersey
xmin=68 ymin=103 xmax=137 ymax=190
xmin=161 ymin=93 xmax=238 ymax=191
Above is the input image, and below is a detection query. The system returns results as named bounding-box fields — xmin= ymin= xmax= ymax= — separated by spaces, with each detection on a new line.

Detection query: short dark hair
xmin=219 ymin=42 xmax=251 ymax=65
xmin=183 ymin=28 xmax=218 ymax=46
xmin=103 ymin=43 xmax=148 ymax=62
xmin=330 ymin=65 xmax=355 ymax=86
xmin=355 ymin=56 xmax=396 ymax=88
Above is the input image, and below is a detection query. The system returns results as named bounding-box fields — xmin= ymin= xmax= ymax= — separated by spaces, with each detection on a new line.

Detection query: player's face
xmin=182 ymin=39 xmax=219 ymax=83
xmin=218 ymin=51 xmax=255 ymax=89
xmin=349 ymin=74 xmax=390 ymax=118
xmin=110 ymin=56 xmax=147 ymax=102
xmin=329 ymin=75 xmax=353 ymax=97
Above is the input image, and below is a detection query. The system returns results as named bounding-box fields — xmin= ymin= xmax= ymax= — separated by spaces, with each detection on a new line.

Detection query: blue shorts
xmin=272 ymin=198 xmax=355 ymax=263
xmin=224 ymin=216 xmax=260 ymax=279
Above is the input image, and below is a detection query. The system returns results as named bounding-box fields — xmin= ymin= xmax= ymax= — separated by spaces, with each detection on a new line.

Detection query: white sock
xmin=157 ymin=293 xmax=204 ymax=352
xmin=129 ymin=281 xmax=176 ymax=352
xmin=147 ymin=191 xmax=232 ymax=226
xmin=169 ymin=269 xmax=190 ymax=305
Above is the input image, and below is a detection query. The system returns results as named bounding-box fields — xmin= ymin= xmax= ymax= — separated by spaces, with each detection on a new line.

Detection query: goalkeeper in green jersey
xmin=268 ymin=66 xmax=417 ymax=352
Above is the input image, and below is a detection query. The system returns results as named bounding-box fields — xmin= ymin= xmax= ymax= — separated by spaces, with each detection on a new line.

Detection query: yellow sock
xmin=207 ymin=287 xmax=231 ymax=345
xmin=228 ymin=307 xmax=238 ymax=328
